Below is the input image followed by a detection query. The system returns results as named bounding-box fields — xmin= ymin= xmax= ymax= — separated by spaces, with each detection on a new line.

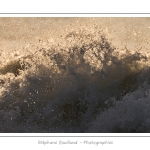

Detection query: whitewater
xmin=0 ymin=18 xmax=150 ymax=132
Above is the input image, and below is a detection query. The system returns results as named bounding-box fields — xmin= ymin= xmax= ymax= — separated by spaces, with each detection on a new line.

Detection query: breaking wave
xmin=0 ymin=26 xmax=150 ymax=133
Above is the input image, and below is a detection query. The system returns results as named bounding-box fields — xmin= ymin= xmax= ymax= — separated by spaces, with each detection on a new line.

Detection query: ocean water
xmin=0 ymin=18 xmax=150 ymax=133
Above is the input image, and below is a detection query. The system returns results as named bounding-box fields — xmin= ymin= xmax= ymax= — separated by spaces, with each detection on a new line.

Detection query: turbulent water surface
xmin=0 ymin=18 xmax=150 ymax=133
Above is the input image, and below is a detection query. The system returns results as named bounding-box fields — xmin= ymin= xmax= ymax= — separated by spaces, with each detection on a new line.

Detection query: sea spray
xmin=0 ymin=26 xmax=149 ymax=133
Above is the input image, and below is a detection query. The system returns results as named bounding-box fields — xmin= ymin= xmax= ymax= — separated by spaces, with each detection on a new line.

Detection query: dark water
xmin=0 ymin=18 xmax=150 ymax=133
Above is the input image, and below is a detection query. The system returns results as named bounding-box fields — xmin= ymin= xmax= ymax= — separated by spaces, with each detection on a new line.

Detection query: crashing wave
xmin=0 ymin=28 xmax=149 ymax=133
